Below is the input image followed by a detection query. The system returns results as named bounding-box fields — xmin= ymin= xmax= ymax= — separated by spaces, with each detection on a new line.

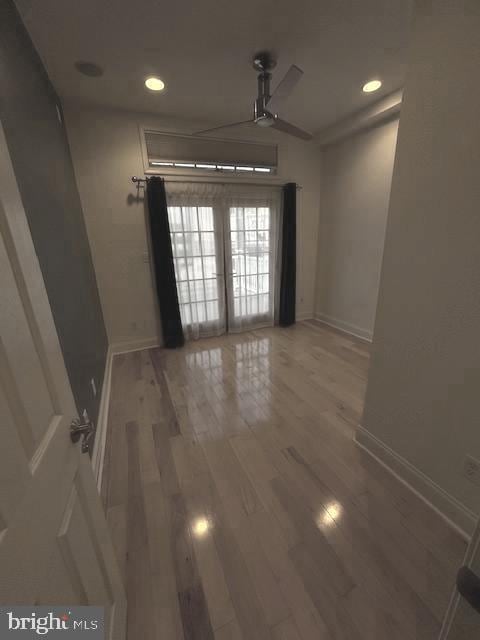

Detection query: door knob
xmin=457 ymin=566 xmax=480 ymax=614
xmin=70 ymin=418 xmax=95 ymax=454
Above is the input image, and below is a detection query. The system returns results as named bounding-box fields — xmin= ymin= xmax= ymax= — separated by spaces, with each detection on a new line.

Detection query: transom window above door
xmin=143 ymin=130 xmax=278 ymax=175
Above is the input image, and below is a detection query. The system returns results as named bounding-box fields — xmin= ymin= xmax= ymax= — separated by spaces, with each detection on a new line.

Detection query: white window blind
xmin=144 ymin=130 xmax=277 ymax=173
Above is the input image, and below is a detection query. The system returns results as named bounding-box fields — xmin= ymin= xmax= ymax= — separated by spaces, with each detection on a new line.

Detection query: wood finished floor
xmin=102 ymin=321 xmax=466 ymax=640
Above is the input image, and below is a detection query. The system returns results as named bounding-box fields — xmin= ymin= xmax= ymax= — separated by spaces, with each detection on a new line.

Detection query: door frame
xmin=439 ymin=519 xmax=480 ymax=638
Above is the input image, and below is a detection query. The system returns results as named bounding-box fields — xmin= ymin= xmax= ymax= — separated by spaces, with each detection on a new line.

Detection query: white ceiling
xmin=16 ymin=0 xmax=413 ymax=134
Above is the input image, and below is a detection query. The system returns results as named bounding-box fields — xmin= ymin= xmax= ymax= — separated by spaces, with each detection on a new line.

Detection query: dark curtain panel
xmin=279 ymin=182 xmax=297 ymax=327
xmin=146 ymin=177 xmax=185 ymax=348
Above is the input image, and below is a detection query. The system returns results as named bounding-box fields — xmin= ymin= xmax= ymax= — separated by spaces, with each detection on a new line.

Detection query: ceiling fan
xmin=194 ymin=51 xmax=312 ymax=140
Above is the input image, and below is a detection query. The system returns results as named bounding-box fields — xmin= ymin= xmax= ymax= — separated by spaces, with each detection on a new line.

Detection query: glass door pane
xmin=168 ymin=205 xmax=226 ymax=338
xmin=225 ymin=205 xmax=275 ymax=331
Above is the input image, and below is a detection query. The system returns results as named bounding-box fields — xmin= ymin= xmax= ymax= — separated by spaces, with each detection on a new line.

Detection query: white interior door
xmin=0 ymin=123 xmax=126 ymax=638
xmin=440 ymin=518 xmax=480 ymax=639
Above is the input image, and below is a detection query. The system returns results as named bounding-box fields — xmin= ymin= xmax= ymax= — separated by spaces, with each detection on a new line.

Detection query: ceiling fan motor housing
xmin=255 ymin=111 xmax=276 ymax=127
xmin=254 ymin=97 xmax=276 ymax=126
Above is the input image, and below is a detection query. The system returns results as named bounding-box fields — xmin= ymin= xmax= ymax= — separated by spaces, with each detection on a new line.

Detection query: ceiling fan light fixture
xmin=362 ymin=79 xmax=382 ymax=93
xmin=255 ymin=112 xmax=275 ymax=127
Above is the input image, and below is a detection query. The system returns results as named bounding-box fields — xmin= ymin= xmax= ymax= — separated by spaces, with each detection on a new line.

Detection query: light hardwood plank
xmin=102 ymin=322 xmax=466 ymax=640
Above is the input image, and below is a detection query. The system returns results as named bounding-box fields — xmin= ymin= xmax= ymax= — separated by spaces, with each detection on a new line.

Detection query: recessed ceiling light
xmin=362 ymin=79 xmax=382 ymax=93
xmin=145 ymin=76 xmax=165 ymax=92
xmin=75 ymin=61 xmax=104 ymax=77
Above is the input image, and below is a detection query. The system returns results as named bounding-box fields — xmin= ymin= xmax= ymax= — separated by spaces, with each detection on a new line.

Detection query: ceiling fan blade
xmin=266 ymin=65 xmax=304 ymax=113
xmin=193 ymin=120 xmax=253 ymax=136
xmin=272 ymin=117 xmax=312 ymax=141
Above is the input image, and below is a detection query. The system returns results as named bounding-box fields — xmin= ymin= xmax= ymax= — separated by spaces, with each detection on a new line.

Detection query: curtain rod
xmin=131 ymin=176 xmax=302 ymax=190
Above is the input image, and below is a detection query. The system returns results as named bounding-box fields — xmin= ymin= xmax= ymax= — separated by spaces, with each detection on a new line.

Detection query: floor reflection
xmin=186 ymin=347 xmax=223 ymax=370
xmin=191 ymin=517 xmax=211 ymax=539
xmin=185 ymin=346 xmax=226 ymax=385
xmin=316 ymin=501 xmax=343 ymax=532
xmin=234 ymin=337 xmax=271 ymax=381
xmin=234 ymin=337 xmax=273 ymax=418
xmin=182 ymin=334 xmax=274 ymax=430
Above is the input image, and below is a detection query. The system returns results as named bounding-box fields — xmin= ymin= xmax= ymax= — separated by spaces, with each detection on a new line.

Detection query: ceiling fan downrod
xmin=253 ymin=51 xmax=277 ymax=126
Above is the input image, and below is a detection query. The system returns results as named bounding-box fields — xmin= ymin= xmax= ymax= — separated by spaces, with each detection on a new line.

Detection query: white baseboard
xmin=355 ymin=425 xmax=476 ymax=541
xmin=296 ymin=310 xmax=314 ymax=321
xmin=109 ymin=336 xmax=161 ymax=355
xmin=91 ymin=346 xmax=114 ymax=492
xmin=314 ymin=312 xmax=373 ymax=343
xmin=91 ymin=337 xmax=160 ymax=493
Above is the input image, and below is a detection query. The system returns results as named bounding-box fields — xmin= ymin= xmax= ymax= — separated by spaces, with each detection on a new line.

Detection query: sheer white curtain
xmin=166 ymin=181 xmax=282 ymax=340
xmin=166 ymin=182 xmax=226 ymax=340
xmin=223 ymin=184 xmax=281 ymax=333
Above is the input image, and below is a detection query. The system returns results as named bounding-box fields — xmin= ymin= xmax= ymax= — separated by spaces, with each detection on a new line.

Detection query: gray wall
xmin=315 ymin=117 xmax=398 ymax=341
xmin=0 ymin=0 xmax=108 ymax=426
xmin=360 ymin=0 xmax=480 ymax=528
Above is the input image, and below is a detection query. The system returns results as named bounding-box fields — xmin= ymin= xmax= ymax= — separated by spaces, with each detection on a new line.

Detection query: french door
xmin=167 ymin=184 xmax=280 ymax=339
xmin=225 ymin=205 xmax=275 ymax=332
xmin=168 ymin=204 xmax=226 ymax=339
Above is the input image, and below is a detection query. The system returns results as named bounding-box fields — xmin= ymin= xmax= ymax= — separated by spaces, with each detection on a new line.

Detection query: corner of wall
xmin=314 ymin=312 xmax=373 ymax=343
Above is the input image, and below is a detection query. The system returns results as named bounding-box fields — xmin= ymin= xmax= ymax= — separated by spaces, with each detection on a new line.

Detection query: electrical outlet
xmin=90 ymin=377 xmax=97 ymax=397
xmin=463 ymin=455 xmax=480 ymax=486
